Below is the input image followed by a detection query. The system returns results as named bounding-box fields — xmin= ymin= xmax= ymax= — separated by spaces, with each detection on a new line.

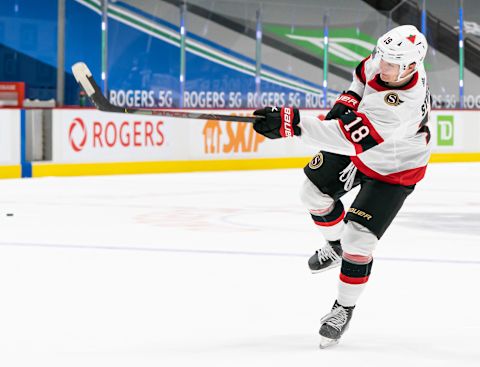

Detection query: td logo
xmin=437 ymin=115 xmax=454 ymax=146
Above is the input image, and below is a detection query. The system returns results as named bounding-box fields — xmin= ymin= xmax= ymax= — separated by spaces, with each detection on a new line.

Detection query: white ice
xmin=0 ymin=163 xmax=479 ymax=367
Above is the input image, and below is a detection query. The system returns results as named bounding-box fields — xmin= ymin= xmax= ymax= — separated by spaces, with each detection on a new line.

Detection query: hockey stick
xmin=71 ymin=62 xmax=261 ymax=123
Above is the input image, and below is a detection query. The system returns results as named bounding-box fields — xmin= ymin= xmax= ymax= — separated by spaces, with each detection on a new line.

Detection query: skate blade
xmin=310 ymin=262 xmax=341 ymax=274
xmin=319 ymin=336 xmax=339 ymax=349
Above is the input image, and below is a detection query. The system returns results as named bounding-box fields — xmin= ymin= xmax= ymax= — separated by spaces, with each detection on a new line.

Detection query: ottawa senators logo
xmin=308 ymin=152 xmax=324 ymax=169
xmin=384 ymin=92 xmax=404 ymax=106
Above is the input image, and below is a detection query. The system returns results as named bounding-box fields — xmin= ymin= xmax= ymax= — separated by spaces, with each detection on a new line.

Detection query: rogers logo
xmin=69 ymin=117 xmax=87 ymax=152
xmin=68 ymin=117 xmax=165 ymax=152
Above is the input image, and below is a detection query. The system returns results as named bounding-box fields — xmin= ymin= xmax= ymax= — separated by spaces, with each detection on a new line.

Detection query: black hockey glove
xmin=253 ymin=107 xmax=301 ymax=139
xmin=325 ymin=90 xmax=362 ymax=120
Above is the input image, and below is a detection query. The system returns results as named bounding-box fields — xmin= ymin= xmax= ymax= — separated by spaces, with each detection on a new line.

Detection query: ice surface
xmin=0 ymin=163 xmax=479 ymax=367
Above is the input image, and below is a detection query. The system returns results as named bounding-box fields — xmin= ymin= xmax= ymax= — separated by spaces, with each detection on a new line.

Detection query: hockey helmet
xmin=375 ymin=25 xmax=428 ymax=82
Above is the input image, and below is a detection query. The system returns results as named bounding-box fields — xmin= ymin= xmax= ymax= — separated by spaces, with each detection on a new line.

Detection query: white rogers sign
xmin=53 ymin=109 xmax=175 ymax=162
xmin=68 ymin=117 xmax=165 ymax=151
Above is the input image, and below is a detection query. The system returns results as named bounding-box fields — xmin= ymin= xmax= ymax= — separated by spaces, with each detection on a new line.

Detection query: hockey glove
xmin=253 ymin=107 xmax=301 ymax=139
xmin=325 ymin=91 xmax=362 ymax=120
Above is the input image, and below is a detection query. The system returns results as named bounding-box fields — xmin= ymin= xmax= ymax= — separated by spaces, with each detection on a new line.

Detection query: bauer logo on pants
xmin=308 ymin=152 xmax=324 ymax=169
xmin=348 ymin=207 xmax=372 ymax=221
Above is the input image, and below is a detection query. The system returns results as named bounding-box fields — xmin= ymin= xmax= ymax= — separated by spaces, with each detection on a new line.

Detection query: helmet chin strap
xmin=394 ymin=63 xmax=417 ymax=83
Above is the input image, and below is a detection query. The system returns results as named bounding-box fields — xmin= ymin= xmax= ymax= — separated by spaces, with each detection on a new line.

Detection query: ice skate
xmin=308 ymin=240 xmax=342 ymax=273
xmin=319 ymin=300 xmax=355 ymax=349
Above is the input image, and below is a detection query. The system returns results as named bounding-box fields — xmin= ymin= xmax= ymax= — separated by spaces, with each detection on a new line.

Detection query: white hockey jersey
xmin=299 ymin=54 xmax=431 ymax=186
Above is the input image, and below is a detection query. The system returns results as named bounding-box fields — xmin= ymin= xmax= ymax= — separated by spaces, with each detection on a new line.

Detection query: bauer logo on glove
xmin=325 ymin=91 xmax=362 ymax=120
xmin=253 ymin=106 xmax=301 ymax=139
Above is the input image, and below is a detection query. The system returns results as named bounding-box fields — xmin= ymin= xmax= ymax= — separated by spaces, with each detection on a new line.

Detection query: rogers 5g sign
xmin=53 ymin=110 xmax=169 ymax=162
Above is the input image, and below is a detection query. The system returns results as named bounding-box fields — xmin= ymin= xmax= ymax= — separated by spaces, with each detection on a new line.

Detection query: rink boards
xmin=1 ymin=108 xmax=480 ymax=178
xmin=0 ymin=109 xmax=22 ymax=178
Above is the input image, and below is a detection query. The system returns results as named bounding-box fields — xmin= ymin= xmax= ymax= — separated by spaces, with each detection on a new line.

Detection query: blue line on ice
xmin=1 ymin=241 xmax=479 ymax=265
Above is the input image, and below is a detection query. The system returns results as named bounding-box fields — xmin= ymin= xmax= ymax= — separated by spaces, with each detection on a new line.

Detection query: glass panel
xmin=408 ymin=0 xmax=461 ymax=108
xmin=0 ymin=0 xmax=58 ymax=100
xmin=182 ymin=0 xmax=258 ymax=109
xmin=180 ymin=0 xmax=386 ymax=109
xmin=261 ymin=1 xmax=386 ymax=109
xmin=389 ymin=0 xmax=480 ymax=109
xmin=261 ymin=1 xmax=328 ymax=109
xmin=97 ymin=0 xmax=478 ymax=110
xmin=65 ymin=0 xmax=102 ymax=105
xmin=460 ymin=0 xmax=480 ymax=109
xmin=106 ymin=0 xmax=180 ymax=108
xmin=0 ymin=0 xmax=475 ymax=109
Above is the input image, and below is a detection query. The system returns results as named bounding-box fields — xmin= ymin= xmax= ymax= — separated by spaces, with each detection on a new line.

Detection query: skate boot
xmin=319 ymin=300 xmax=355 ymax=349
xmin=308 ymin=240 xmax=342 ymax=273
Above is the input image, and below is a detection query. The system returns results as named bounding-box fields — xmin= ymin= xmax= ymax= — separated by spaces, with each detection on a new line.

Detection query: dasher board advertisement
xmin=52 ymin=109 xmax=480 ymax=164
xmin=429 ymin=111 xmax=480 ymax=153
xmin=52 ymin=109 xmax=179 ymax=163
xmin=51 ymin=109 xmax=317 ymax=163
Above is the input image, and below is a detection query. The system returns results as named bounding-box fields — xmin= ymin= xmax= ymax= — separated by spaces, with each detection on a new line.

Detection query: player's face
xmin=379 ymin=59 xmax=400 ymax=82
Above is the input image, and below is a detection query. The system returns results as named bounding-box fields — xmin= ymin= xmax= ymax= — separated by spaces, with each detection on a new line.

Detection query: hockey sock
xmin=310 ymin=200 xmax=345 ymax=241
xmin=337 ymin=254 xmax=373 ymax=307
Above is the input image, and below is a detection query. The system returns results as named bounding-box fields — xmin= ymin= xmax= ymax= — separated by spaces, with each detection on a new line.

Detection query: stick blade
xmin=72 ymin=62 xmax=96 ymax=97
xmin=71 ymin=61 xmax=125 ymax=113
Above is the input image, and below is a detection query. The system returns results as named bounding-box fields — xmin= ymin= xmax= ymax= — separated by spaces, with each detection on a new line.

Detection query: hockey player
xmin=252 ymin=25 xmax=430 ymax=348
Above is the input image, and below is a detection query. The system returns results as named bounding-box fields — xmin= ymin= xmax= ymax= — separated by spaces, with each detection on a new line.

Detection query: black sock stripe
xmin=311 ymin=200 xmax=344 ymax=223
xmin=341 ymin=258 xmax=373 ymax=278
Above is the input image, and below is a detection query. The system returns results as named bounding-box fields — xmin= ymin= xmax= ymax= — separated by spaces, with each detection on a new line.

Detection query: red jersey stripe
xmin=351 ymin=156 xmax=427 ymax=185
